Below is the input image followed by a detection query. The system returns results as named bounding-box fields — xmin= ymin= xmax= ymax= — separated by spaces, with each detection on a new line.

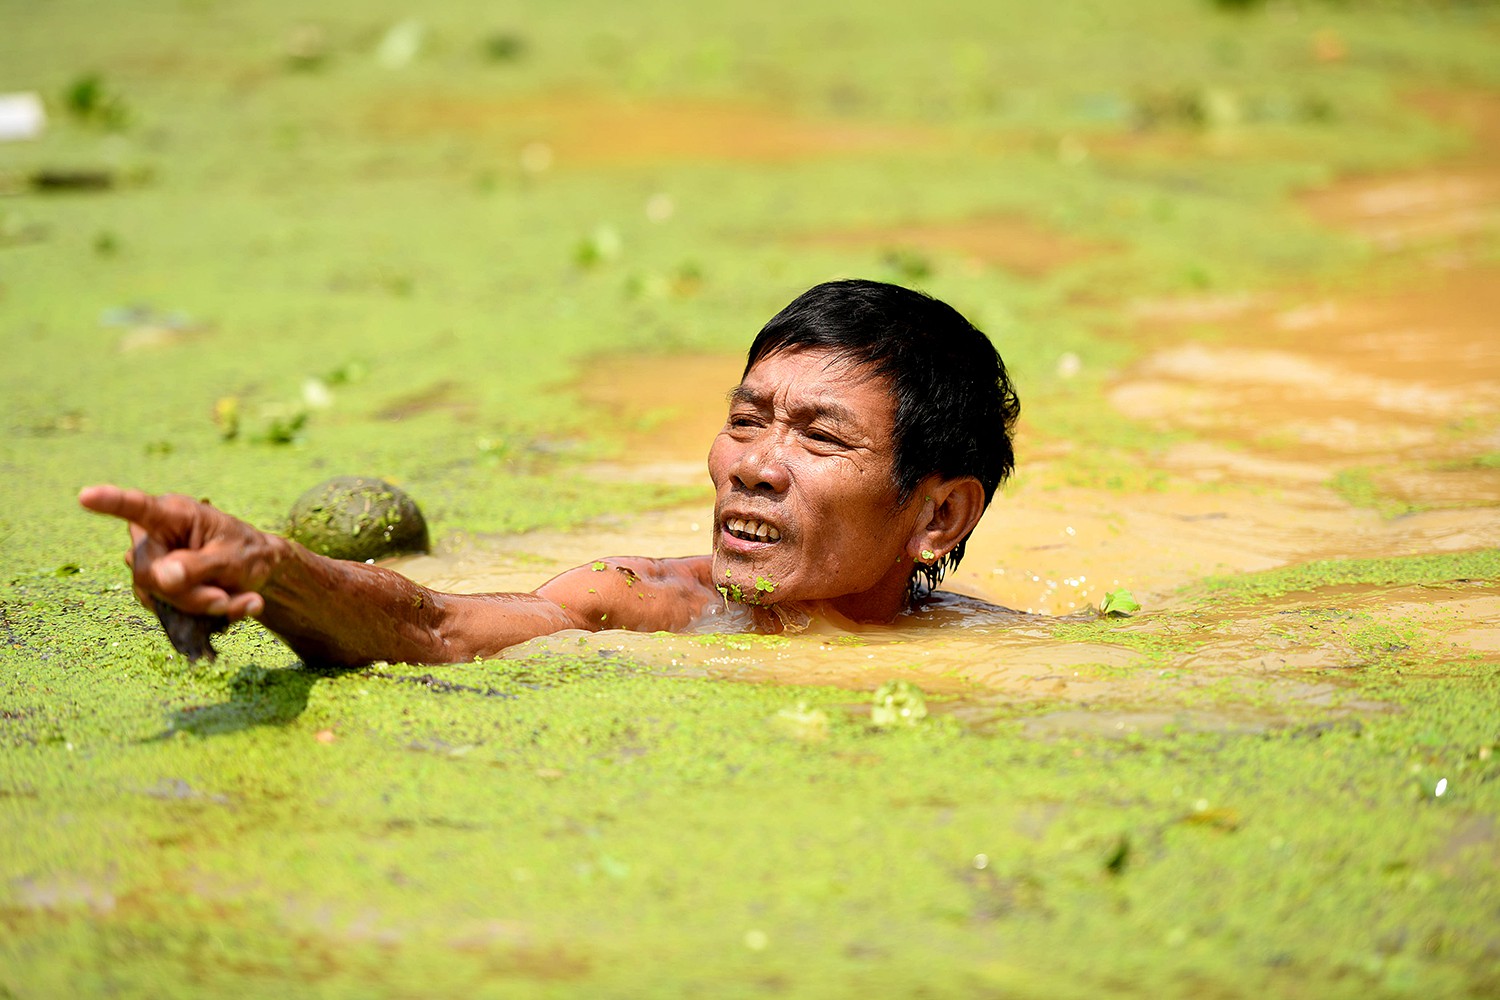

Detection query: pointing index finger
xmin=78 ymin=484 xmax=181 ymax=535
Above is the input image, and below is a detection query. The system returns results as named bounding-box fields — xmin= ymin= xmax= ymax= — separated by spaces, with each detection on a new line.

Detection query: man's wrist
xmin=256 ymin=533 xmax=312 ymax=609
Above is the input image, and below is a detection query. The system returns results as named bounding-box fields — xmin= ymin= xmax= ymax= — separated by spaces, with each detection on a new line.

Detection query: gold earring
xmin=920 ymin=548 xmax=936 ymax=563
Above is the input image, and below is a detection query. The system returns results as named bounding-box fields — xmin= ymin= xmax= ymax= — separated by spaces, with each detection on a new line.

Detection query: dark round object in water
xmin=286 ymin=476 xmax=430 ymax=562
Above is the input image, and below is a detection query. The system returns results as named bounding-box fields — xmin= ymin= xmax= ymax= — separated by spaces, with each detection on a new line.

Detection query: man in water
xmin=79 ymin=279 xmax=1020 ymax=666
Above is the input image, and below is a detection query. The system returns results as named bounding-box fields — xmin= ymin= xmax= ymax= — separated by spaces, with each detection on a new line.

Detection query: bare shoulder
xmin=535 ymin=554 xmax=717 ymax=633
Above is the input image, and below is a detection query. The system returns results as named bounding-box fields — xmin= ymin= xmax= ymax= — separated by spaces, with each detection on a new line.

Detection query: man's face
xmin=707 ymin=347 xmax=922 ymax=619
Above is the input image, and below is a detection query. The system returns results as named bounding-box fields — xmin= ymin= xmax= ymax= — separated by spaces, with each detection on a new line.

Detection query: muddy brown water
xmin=376 ymin=93 xmax=942 ymax=166
xmin=392 ymin=93 xmax=1500 ymax=734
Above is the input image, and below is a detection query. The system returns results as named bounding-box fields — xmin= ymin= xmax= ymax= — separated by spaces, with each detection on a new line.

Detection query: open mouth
xmin=724 ymin=517 xmax=782 ymax=542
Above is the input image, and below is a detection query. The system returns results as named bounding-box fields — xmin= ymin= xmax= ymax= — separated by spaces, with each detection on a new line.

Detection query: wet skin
xmin=79 ymin=348 xmax=988 ymax=666
xmin=710 ymin=349 xmax=980 ymax=622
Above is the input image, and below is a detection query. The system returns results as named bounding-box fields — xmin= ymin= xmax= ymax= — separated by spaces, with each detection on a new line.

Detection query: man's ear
xmin=906 ymin=476 xmax=987 ymax=563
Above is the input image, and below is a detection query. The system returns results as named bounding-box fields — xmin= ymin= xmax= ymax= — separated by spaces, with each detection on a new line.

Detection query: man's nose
xmin=730 ymin=433 xmax=791 ymax=493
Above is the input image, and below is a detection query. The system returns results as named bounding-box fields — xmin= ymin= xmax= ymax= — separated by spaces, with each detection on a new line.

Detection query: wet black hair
xmin=745 ymin=279 xmax=1020 ymax=597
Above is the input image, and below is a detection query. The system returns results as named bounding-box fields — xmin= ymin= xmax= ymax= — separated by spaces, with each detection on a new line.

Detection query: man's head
xmin=708 ymin=279 xmax=1020 ymax=617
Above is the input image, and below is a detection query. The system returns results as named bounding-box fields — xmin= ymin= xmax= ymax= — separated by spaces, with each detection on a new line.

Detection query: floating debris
xmin=62 ymin=73 xmax=129 ymax=129
xmin=284 ymin=23 xmax=329 ymax=70
xmin=0 ymin=92 xmax=45 ymax=141
xmin=1100 ymin=588 xmax=1141 ymax=618
xmin=376 ymin=20 xmax=425 ymax=69
xmin=31 ymin=169 xmax=114 ymax=192
xmin=871 ymin=680 xmax=928 ymax=727
xmin=482 ymin=31 xmax=527 ymax=62
xmin=152 ymin=597 xmax=229 ymax=663
xmin=286 ymin=476 xmax=430 ymax=562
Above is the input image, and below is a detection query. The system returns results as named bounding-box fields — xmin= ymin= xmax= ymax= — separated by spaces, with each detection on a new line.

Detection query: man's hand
xmin=78 ymin=485 xmax=285 ymax=622
xmin=78 ymin=484 xmax=716 ymax=666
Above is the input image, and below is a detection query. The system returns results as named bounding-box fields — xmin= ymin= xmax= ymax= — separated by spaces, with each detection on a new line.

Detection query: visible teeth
xmin=724 ymin=518 xmax=781 ymax=541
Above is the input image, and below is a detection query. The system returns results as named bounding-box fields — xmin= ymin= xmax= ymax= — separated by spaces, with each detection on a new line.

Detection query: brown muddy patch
xmin=373 ymin=93 xmax=939 ymax=166
xmin=1107 ymin=261 xmax=1500 ymax=543
xmin=387 ymin=489 xmax=1477 ymax=734
xmin=395 ymin=90 xmax=1500 ymax=734
xmin=1110 ymin=266 xmax=1500 ymax=456
xmin=1114 ymin=90 xmax=1500 ymax=525
xmin=800 ymin=214 xmax=1114 ymax=278
xmin=1300 ymin=91 xmax=1500 ymax=252
xmin=572 ymin=353 xmax=740 ymax=484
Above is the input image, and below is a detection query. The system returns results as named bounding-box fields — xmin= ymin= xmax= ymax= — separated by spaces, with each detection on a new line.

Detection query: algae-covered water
xmin=4 ymin=1 xmax=1500 ymax=996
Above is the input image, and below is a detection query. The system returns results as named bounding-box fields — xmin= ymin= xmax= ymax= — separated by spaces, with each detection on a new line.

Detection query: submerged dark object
xmin=31 ymin=168 xmax=114 ymax=192
xmin=286 ymin=476 xmax=430 ymax=562
xmin=152 ymin=598 xmax=229 ymax=662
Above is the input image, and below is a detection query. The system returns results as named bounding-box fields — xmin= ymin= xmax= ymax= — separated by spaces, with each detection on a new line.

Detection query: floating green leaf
xmin=1100 ymin=588 xmax=1141 ymax=617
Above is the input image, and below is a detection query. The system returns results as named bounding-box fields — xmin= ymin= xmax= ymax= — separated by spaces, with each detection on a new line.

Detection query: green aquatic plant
xmin=773 ymin=701 xmax=831 ymax=742
xmin=1193 ymin=550 xmax=1500 ymax=603
xmin=693 ymin=633 xmax=791 ymax=651
xmin=716 ymin=575 xmax=777 ymax=606
xmin=8 ymin=1 xmax=1500 ymax=993
xmin=1331 ymin=467 xmax=1422 ymax=519
xmin=1100 ymin=588 xmax=1141 ymax=617
xmin=63 ymin=72 xmax=130 ymax=129
xmin=870 ymin=680 xmax=928 ymax=727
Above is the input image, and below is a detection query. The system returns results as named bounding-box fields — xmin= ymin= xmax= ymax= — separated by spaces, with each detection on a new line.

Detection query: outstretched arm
xmin=78 ymin=485 xmax=709 ymax=667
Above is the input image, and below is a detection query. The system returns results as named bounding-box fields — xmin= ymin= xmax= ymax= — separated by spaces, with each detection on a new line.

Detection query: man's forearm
xmin=254 ymin=539 xmax=579 ymax=666
xmin=253 ymin=538 xmax=444 ymax=665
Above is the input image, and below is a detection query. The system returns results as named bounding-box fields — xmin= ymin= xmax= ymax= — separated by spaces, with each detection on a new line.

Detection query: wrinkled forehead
xmin=738 ymin=347 xmax=896 ymax=425
xmin=741 ymin=345 xmax=888 ymax=396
